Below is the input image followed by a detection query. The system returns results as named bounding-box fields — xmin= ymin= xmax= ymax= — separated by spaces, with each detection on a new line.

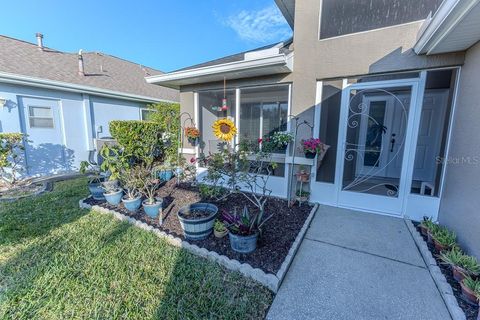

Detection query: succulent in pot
xmin=440 ymin=248 xmax=480 ymax=282
xmin=120 ymin=166 xmax=143 ymax=212
xmin=214 ymin=219 xmax=228 ymax=238
xmin=460 ymin=277 xmax=480 ymax=306
xmin=177 ymin=203 xmax=218 ymax=240
xmin=140 ymin=170 xmax=163 ymax=220
xmin=296 ymin=189 xmax=310 ymax=202
xmin=79 ymin=160 xmax=105 ymax=200
xmin=431 ymin=226 xmax=456 ymax=252
xmin=418 ymin=216 xmax=435 ymax=237
xmin=222 ymin=206 xmax=273 ymax=254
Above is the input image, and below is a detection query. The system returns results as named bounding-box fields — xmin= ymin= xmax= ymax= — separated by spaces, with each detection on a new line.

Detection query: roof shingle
xmin=0 ymin=35 xmax=179 ymax=102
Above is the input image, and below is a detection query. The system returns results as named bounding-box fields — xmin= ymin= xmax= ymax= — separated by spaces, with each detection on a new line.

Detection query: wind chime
xmin=211 ymin=77 xmax=229 ymax=112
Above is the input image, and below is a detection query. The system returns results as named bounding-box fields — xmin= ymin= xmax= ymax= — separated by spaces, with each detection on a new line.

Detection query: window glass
xmin=28 ymin=106 xmax=54 ymax=128
xmin=410 ymin=69 xmax=457 ymax=197
xmin=141 ymin=109 xmax=155 ymax=121
xmin=320 ymin=0 xmax=443 ymax=40
xmin=239 ymin=85 xmax=289 ymax=153
xmin=198 ymin=89 xmax=236 ymax=155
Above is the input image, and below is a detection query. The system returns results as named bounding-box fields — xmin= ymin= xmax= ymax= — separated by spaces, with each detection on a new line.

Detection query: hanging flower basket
xmin=300 ymin=138 xmax=327 ymax=159
xmin=185 ymin=127 xmax=200 ymax=146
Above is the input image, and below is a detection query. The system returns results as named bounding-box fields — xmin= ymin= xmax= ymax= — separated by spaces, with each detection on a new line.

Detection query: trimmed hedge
xmin=109 ymin=121 xmax=164 ymax=165
xmin=146 ymin=102 xmax=180 ymax=163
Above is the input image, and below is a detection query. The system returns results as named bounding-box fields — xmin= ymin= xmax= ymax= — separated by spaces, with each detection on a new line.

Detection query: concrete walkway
xmin=267 ymin=205 xmax=452 ymax=320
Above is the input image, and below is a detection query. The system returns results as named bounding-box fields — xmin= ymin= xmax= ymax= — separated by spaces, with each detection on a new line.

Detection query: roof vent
xmin=35 ymin=33 xmax=44 ymax=50
xmin=78 ymin=49 xmax=85 ymax=76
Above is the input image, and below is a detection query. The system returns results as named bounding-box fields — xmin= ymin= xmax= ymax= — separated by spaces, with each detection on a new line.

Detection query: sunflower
xmin=212 ymin=118 xmax=237 ymax=141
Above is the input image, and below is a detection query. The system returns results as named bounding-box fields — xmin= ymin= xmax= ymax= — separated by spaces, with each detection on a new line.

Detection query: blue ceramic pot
xmin=158 ymin=169 xmax=174 ymax=181
xmin=143 ymin=199 xmax=163 ymax=219
xmin=177 ymin=203 xmax=218 ymax=240
xmin=228 ymin=232 xmax=258 ymax=254
xmin=103 ymin=189 xmax=123 ymax=206
xmin=122 ymin=196 xmax=142 ymax=212
xmin=88 ymin=182 xmax=105 ymax=200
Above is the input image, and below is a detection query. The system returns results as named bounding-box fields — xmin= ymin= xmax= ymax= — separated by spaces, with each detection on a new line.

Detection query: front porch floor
xmin=267 ymin=205 xmax=452 ymax=320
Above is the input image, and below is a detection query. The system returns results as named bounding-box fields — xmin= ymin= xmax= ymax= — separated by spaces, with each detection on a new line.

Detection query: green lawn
xmin=0 ymin=178 xmax=273 ymax=319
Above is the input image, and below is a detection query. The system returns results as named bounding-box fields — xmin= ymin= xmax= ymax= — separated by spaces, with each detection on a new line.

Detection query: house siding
xmin=438 ymin=41 xmax=480 ymax=259
xmin=0 ymin=82 xmax=149 ymax=175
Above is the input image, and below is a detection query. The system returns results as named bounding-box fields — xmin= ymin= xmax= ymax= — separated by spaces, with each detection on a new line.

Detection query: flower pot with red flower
xmin=185 ymin=127 xmax=200 ymax=146
xmin=300 ymin=138 xmax=326 ymax=159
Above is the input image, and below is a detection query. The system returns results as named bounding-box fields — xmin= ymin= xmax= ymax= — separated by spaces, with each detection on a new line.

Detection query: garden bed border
xmin=0 ymin=182 xmax=53 ymax=203
xmin=79 ymin=197 xmax=318 ymax=292
xmin=405 ymin=219 xmax=466 ymax=320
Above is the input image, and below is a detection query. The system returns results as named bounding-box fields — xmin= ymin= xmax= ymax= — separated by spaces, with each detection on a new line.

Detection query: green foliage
xmin=79 ymin=161 xmax=102 ymax=184
xmin=145 ymin=102 xmax=180 ymax=164
xmin=199 ymin=184 xmax=227 ymax=200
xmin=441 ymin=248 xmax=480 ymax=275
xmin=463 ymin=277 xmax=480 ymax=293
xmin=431 ymin=226 xmax=457 ymax=247
xmin=296 ymin=190 xmax=310 ymax=197
xmin=419 ymin=216 xmax=436 ymax=231
xmin=271 ymin=131 xmax=294 ymax=147
xmin=0 ymin=178 xmax=273 ymax=319
xmin=214 ymin=219 xmax=227 ymax=232
xmin=120 ymin=165 xmax=144 ymax=199
xmin=99 ymin=145 xmax=130 ymax=183
xmin=109 ymin=120 xmax=165 ymax=167
xmin=0 ymin=133 xmax=26 ymax=186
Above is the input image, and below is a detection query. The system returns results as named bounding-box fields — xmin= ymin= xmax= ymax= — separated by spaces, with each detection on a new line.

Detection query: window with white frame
xmin=239 ymin=85 xmax=289 ymax=153
xmin=28 ymin=106 xmax=54 ymax=128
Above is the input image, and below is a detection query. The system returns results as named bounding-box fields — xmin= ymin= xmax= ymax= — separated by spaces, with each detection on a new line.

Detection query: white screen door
xmin=335 ymin=79 xmax=421 ymax=215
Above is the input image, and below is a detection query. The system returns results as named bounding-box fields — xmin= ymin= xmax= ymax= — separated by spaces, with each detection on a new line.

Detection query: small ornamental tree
xmin=0 ymin=133 xmax=26 ymax=187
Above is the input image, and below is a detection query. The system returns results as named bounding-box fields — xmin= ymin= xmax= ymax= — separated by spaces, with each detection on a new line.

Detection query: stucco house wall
xmin=438 ymin=41 xmax=480 ymax=259
xmin=0 ymin=82 xmax=150 ymax=174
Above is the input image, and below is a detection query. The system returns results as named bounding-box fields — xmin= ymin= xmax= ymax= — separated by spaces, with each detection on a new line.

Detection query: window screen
xmin=29 ymin=106 xmax=54 ymax=128
xmin=320 ymin=0 xmax=443 ymax=39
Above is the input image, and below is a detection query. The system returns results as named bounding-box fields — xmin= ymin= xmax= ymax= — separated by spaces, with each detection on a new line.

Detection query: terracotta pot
xmin=433 ymin=239 xmax=449 ymax=252
xmin=460 ymin=281 xmax=479 ymax=306
xmin=214 ymin=228 xmax=228 ymax=238
xmin=452 ymin=266 xmax=467 ymax=283
xmin=427 ymin=231 xmax=434 ymax=244
xmin=418 ymin=224 xmax=428 ymax=237
xmin=296 ymin=173 xmax=310 ymax=182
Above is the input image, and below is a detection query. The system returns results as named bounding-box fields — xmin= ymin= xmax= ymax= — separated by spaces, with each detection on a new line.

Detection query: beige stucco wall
xmin=438 ymin=41 xmax=480 ymax=259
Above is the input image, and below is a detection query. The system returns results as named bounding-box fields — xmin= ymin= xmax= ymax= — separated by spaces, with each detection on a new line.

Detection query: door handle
xmin=390 ymin=134 xmax=396 ymax=152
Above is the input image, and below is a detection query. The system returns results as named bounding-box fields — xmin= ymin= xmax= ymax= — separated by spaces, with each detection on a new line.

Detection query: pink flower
xmin=258 ymin=138 xmax=263 ymax=144
xmin=190 ymin=157 xmax=196 ymax=163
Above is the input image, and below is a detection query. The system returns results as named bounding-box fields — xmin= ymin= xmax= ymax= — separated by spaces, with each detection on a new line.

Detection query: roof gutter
xmin=146 ymin=53 xmax=290 ymax=85
xmin=0 ymin=71 xmax=176 ymax=104
xmin=414 ymin=0 xmax=480 ymax=55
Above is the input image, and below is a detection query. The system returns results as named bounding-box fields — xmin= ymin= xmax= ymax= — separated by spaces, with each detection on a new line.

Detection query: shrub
xmin=145 ymin=102 xmax=180 ymax=164
xmin=431 ymin=226 xmax=456 ymax=247
xmin=109 ymin=120 xmax=165 ymax=168
xmin=0 ymin=133 xmax=26 ymax=186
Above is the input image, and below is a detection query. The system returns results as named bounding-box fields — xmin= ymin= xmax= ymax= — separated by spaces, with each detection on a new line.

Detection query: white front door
xmin=20 ymin=97 xmax=66 ymax=175
xmin=335 ymin=79 xmax=422 ymax=215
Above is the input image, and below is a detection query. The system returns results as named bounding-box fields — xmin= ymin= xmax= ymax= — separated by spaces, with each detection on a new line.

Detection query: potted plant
xmin=102 ymin=180 xmax=123 ymax=206
xmin=214 ymin=219 xmax=228 ymax=238
xmin=222 ymin=206 xmax=273 ymax=254
xmin=440 ymin=248 xmax=480 ymax=282
xmin=296 ymin=189 xmax=310 ymax=202
xmin=99 ymin=145 xmax=128 ymax=206
xmin=427 ymin=223 xmax=441 ymax=244
xmin=418 ymin=216 xmax=435 ymax=237
xmin=431 ymin=226 xmax=456 ymax=252
xmin=300 ymin=138 xmax=326 ymax=159
xmin=271 ymin=131 xmax=293 ymax=152
xmin=158 ymin=163 xmax=174 ymax=182
xmin=185 ymin=127 xmax=200 ymax=146
xmin=140 ymin=170 xmax=163 ymax=220
xmin=296 ymin=165 xmax=310 ymax=182
xmin=120 ymin=166 xmax=143 ymax=212
xmin=460 ymin=277 xmax=480 ymax=306
xmin=79 ymin=161 xmax=105 ymax=200
xmin=177 ymin=203 xmax=218 ymax=240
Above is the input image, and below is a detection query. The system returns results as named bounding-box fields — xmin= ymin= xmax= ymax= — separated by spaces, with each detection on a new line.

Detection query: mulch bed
xmin=85 ymin=179 xmax=313 ymax=274
xmin=414 ymin=223 xmax=479 ymax=320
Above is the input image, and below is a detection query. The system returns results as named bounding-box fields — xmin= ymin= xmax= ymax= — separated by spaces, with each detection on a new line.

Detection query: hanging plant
xmin=300 ymin=138 xmax=327 ymax=159
xmin=185 ymin=127 xmax=200 ymax=145
xmin=212 ymin=118 xmax=237 ymax=142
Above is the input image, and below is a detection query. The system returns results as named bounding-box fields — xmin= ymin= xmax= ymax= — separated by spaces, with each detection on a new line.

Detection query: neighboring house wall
xmin=0 ymin=82 xmax=149 ymax=175
xmin=438 ymin=41 xmax=480 ymax=259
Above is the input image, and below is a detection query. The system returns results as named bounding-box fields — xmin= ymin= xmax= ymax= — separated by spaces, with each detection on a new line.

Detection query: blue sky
xmin=0 ymin=1 xmax=292 ymax=72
